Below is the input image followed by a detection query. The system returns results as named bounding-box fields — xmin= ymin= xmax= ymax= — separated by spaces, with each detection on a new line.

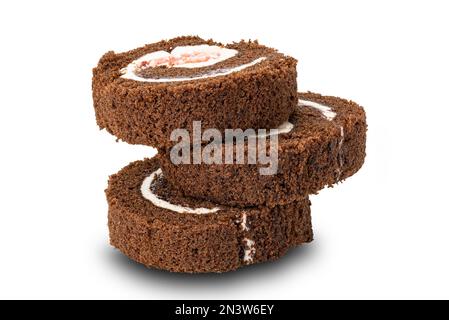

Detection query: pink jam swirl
xmin=139 ymin=50 xmax=222 ymax=69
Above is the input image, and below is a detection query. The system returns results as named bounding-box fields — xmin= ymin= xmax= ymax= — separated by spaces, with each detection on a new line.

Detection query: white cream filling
xmin=141 ymin=168 xmax=220 ymax=214
xmin=123 ymin=45 xmax=238 ymax=71
xmin=121 ymin=44 xmax=267 ymax=83
xmin=240 ymin=212 xmax=250 ymax=231
xmin=299 ymin=99 xmax=337 ymax=121
xmin=243 ymin=238 xmax=256 ymax=263
xmin=122 ymin=57 xmax=266 ymax=83
xmin=276 ymin=121 xmax=295 ymax=134
xmin=252 ymin=121 xmax=294 ymax=139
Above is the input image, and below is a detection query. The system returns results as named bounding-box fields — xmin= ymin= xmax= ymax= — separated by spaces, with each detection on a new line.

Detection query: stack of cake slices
xmin=92 ymin=36 xmax=367 ymax=273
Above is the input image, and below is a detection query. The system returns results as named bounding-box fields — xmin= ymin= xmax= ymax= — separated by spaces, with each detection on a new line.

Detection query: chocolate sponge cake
xmin=92 ymin=36 xmax=297 ymax=148
xmin=93 ymin=36 xmax=368 ymax=274
xmin=107 ymin=158 xmax=313 ymax=273
xmin=159 ymin=92 xmax=367 ymax=207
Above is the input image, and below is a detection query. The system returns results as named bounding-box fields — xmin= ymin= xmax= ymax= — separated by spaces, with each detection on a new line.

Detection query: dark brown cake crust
xmin=107 ymin=158 xmax=313 ymax=273
xmin=92 ymin=36 xmax=297 ymax=148
xmin=159 ymin=92 xmax=367 ymax=208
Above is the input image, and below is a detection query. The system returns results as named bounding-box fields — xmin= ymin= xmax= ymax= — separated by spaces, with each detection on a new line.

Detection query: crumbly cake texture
xmin=92 ymin=36 xmax=297 ymax=148
xmin=107 ymin=158 xmax=313 ymax=273
xmin=159 ymin=92 xmax=367 ymax=207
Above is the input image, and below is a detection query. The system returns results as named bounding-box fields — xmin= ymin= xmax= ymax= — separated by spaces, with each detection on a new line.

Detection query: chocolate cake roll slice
xmin=93 ymin=36 xmax=297 ymax=148
xmin=159 ymin=92 xmax=367 ymax=207
xmin=107 ymin=158 xmax=313 ymax=273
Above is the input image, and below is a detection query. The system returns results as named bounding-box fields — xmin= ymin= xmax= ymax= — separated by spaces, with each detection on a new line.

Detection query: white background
xmin=1 ymin=0 xmax=448 ymax=299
